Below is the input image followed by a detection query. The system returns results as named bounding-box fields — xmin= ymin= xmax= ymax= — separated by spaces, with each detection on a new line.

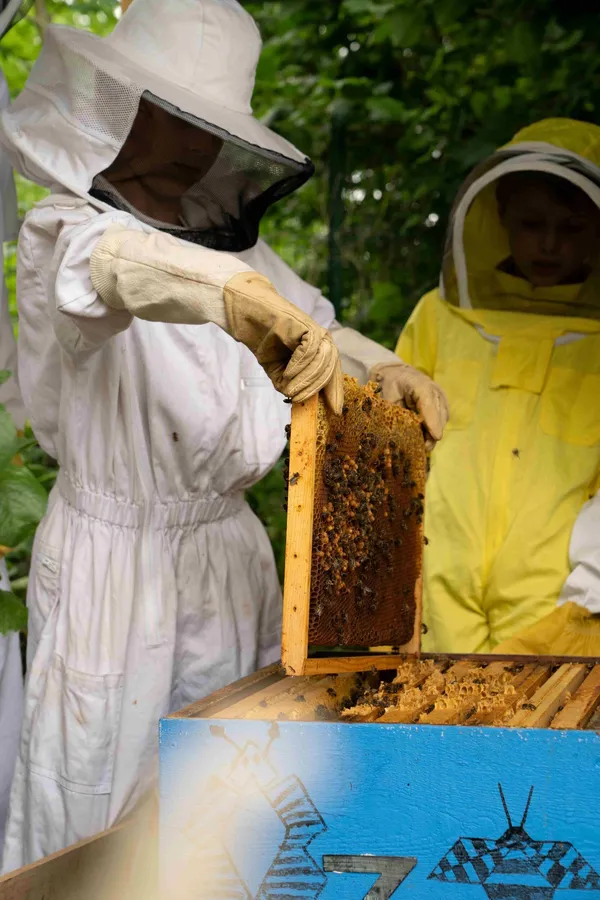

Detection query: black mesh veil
xmin=0 ymin=0 xmax=33 ymax=38
xmin=89 ymin=91 xmax=314 ymax=252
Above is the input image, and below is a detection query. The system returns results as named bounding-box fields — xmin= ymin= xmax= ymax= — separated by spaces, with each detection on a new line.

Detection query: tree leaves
xmin=387 ymin=8 xmax=427 ymax=48
xmin=0 ymin=405 xmax=18 ymax=472
xmin=0 ymin=466 xmax=47 ymax=549
xmin=367 ymin=96 xmax=406 ymax=122
xmin=0 ymin=590 xmax=27 ymax=635
xmin=505 ymin=21 xmax=537 ymax=65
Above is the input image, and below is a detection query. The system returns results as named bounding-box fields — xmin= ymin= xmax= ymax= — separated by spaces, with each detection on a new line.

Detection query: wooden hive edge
xmin=168 ymin=664 xmax=285 ymax=719
xmin=551 ymin=665 xmax=600 ymax=730
xmin=281 ymin=395 xmax=318 ymax=675
xmin=169 ymin=658 xmax=600 ymax=728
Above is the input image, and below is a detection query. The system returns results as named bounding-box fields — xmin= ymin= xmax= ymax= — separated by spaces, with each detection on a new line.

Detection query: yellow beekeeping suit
xmin=397 ymin=118 xmax=600 ymax=652
xmin=494 ymin=602 xmax=600 ymax=657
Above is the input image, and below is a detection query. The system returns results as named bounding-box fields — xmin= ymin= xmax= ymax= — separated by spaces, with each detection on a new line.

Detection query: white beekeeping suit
xmin=0 ymin=59 xmax=25 ymax=864
xmin=0 ymin=0 xmax=447 ymax=870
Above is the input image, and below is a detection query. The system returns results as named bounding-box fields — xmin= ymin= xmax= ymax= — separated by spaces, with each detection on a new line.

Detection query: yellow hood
xmin=442 ymin=118 xmax=600 ymax=329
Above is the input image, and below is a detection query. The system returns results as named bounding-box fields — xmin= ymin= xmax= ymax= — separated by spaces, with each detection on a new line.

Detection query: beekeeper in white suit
xmin=0 ymin=0 xmax=30 ymax=862
xmin=0 ymin=0 xmax=448 ymax=869
xmin=0 ymin=119 xmax=23 ymax=866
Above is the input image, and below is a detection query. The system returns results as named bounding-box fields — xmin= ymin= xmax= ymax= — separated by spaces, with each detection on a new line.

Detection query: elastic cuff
xmin=89 ymin=226 xmax=131 ymax=309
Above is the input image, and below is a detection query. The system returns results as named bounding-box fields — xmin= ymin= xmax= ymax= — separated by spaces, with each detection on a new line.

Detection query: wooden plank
xmin=422 ymin=652 xmax=600 ymax=665
xmin=290 ymin=674 xmax=358 ymax=722
xmin=418 ymin=700 xmax=478 ymax=726
xmin=510 ymin=664 xmax=588 ymax=729
xmin=0 ymin=804 xmax=157 ymax=900
xmin=514 ymin=664 xmax=554 ymax=698
xmin=403 ymin=569 xmax=422 ymax=656
xmin=243 ymin=674 xmax=357 ymax=722
xmin=281 ymin=396 xmax=318 ymax=675
xmin=302 ymin=655 xmax=600 ymax=675
xmin=342 ymin=704 xmax=386 ymax=723
xmin=507 ymin=663 xmax=537 ymax=689
xmin=303 ymin=655 xmax=412 ymax=675
xmin=121 ymin=0 xmax=133 ymax=10
xmin=168 ymin=664 xmax=283 ymax=719
xmin=212 ymin=675 xmax=319 ymax=720
xmin=586 ymin=704 xmax=600 ymax=730
xmin=551 ymin=666 xmax=600 ymax=730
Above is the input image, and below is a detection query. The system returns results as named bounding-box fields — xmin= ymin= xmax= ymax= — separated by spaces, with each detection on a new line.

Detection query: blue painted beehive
xmin=160 ymin=658 xmax=600 ymax=900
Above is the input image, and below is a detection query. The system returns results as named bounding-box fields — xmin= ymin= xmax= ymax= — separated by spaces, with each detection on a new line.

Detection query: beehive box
xmin=160 ymin=658 xmax=600 ymax=900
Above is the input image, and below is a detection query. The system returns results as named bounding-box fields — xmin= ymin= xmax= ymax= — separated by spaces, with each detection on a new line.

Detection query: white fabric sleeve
xmin=328 ymin=323 xmax=400 ymax=383
xmin=88 ymin=225 xmax=252 ymax=327
xmin=558 ymin=491 xmax=600 ymax=614
xmin=49 ymin=212 xmax=144 ymax=355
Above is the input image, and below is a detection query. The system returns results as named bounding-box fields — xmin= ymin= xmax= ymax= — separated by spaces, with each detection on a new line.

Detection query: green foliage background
xmin=1 ymin=0 xmax=598 ymax=611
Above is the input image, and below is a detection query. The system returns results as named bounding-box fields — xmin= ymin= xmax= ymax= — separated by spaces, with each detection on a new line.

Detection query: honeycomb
xmin=341 ymin=661 xmax=521 ymax=725
xmin=300 ymin=376 xmax=426 ymax=649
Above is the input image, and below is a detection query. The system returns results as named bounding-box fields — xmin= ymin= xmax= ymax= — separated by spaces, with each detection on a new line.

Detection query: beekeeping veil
xmin=0 ymin=0 xmax=32 ymax=38
xmin=0 ymin=0 xmax=32 ymax=242
xmin=440 ymin=119 xmax=600 ymax=321
xmin=0 ymin=0 xmax=314 ymax=251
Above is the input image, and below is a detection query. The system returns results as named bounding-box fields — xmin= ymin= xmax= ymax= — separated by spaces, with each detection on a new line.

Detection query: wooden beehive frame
xmin=173 ymin=658 xmax=600 ymax=730
xmin=281 ymin=395 xmax=422 ymax=676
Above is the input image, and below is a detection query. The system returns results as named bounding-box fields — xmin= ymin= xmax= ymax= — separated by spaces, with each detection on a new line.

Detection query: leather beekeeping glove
xmin=90 ymin=225 xmax=343 ymax=413
xmin=329 ymin=325 xmax=448 ymax=449
xmin=370 ymin=361 xmax=449 ymax=451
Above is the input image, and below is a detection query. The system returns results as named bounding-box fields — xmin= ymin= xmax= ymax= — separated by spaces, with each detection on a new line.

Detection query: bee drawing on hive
xmin=429 ymin=784 xmax=600 ymax=899
xmin=181 ymin=723 xmax=329 ymax=900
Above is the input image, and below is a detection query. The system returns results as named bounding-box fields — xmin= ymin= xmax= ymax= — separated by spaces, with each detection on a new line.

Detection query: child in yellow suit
xmin=392 ymin=118 xmax=600 ymax=653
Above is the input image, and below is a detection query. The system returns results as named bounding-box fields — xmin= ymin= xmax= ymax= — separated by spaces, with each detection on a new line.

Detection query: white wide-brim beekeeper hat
xmin=0 ymin=0 xmax=312 ymax=218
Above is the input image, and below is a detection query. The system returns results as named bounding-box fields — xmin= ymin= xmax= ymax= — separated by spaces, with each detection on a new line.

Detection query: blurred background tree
xmin=1 ymin=0 xmax=598 ymax=599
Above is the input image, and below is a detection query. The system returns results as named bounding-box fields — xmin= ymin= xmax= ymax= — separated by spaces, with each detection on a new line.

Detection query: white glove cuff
xmin=89 ymin=225 xmax=130 ymax=308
